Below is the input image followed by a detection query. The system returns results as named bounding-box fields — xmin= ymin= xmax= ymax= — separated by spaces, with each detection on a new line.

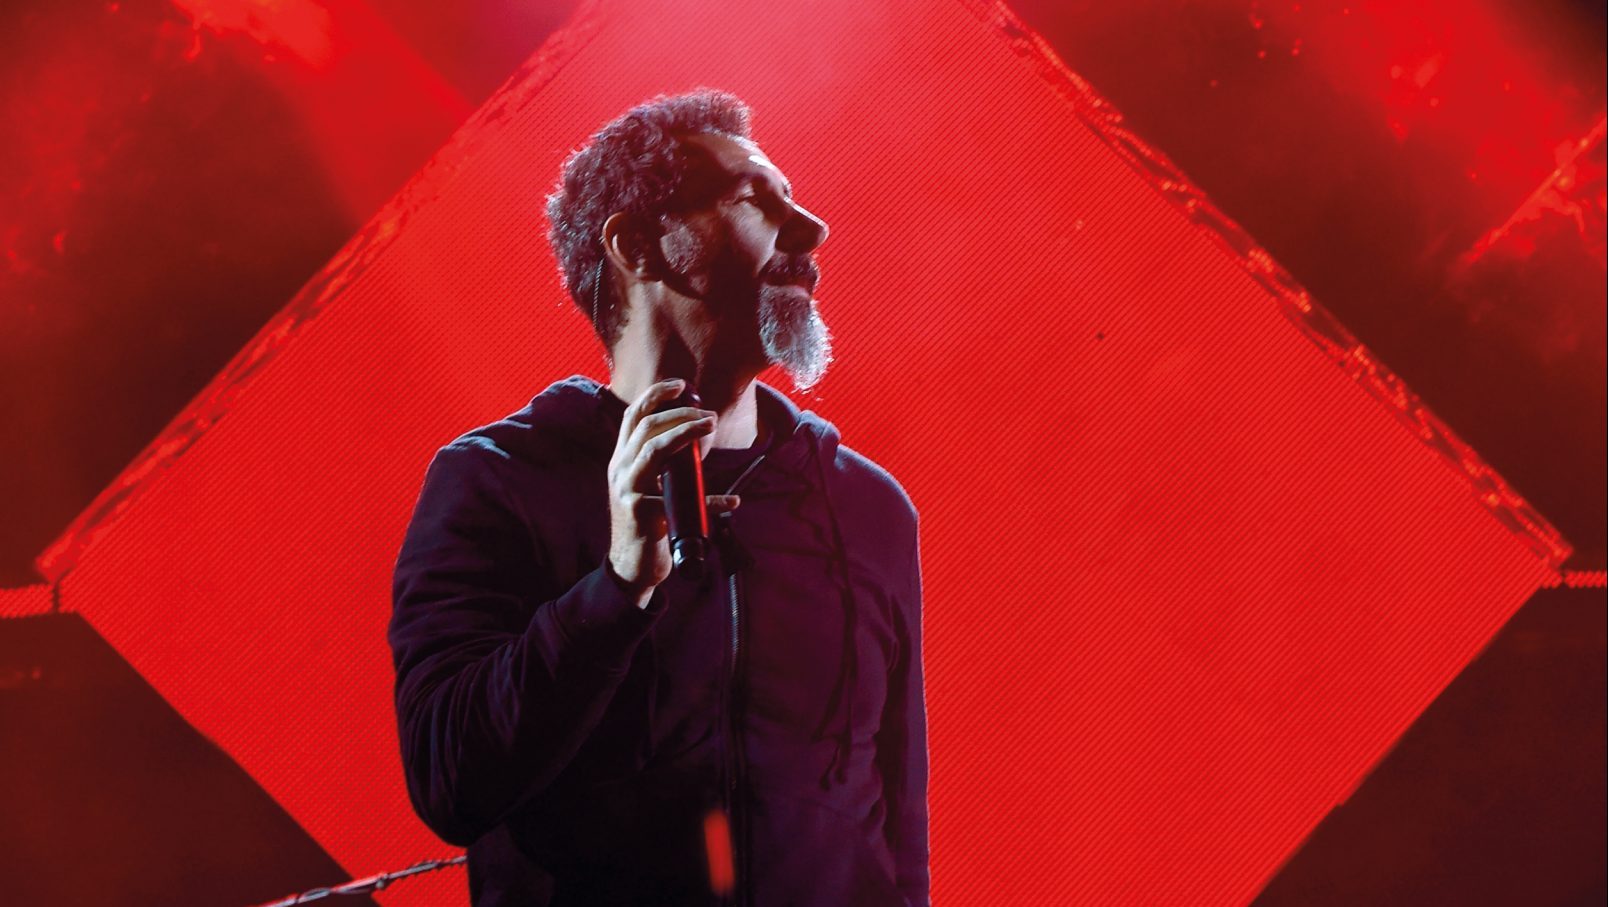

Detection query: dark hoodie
xmin=389 ymin=375 xmax=928 ymax=906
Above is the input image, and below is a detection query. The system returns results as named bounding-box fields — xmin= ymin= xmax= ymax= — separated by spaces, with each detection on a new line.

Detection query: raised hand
xmin=605 ymin=379 xmax=741 ymax=602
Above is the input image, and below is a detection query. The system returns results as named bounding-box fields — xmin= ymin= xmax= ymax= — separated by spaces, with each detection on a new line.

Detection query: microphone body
xmin=657 ymin=388 xmax=709 ymax=581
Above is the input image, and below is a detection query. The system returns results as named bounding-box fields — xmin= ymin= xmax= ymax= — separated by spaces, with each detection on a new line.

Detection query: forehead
xmin=677 ymin=131 xmax=788 ymax=191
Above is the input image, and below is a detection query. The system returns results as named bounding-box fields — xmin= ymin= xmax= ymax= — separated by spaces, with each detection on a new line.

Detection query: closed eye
xmin=735 ymin=192 xmax=786 ymax=219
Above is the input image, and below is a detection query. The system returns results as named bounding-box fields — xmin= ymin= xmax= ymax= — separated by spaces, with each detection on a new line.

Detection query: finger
xmin=619 ymin=379 xmax=685 ymax=450
xmin=633 ymin=416 xmax=716 ymax=479
xmin=626 ymin=406 xmax=715 ymax=456
xmin=628 ymin=493 xmax=669 ymax=525
xmin=625 ymin=416 xmax=716 ymax=491
xmin=617 ymin=378 xmax=687 ymax=454
xmin=706 ymin=494 xmax=741 ymax=513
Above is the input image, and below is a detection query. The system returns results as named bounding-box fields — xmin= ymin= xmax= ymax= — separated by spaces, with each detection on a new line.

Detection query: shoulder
xmin=439 ymin=420 xmax=526 ymax=468
xmin=768 ymin=385 xmax=917 ymax=531
xmin=834 ymin=444 xmax=916 ymax=515
xmin=420 ymin=422 xmax=527 ymax=498
xmin=828 ymin=443 xmax=923 ymax=616
xmin=436 ymin=375 xmax=607 ymax=472
xmin=829 ymin=442 xmax=920 ymax=549
xmin=415 ymin=379 xmax=603 ymax=524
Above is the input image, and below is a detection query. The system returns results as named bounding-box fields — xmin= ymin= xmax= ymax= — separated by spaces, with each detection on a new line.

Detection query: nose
xmin=778 ymin=201 xmax=829 ymax=253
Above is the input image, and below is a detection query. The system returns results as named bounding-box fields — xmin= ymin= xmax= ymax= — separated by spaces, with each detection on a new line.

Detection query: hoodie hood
xmin=517 ymin=374 xmax=843 ymax=490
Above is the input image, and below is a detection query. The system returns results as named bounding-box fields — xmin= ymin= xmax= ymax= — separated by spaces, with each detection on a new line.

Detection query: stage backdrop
xmin=36 ymin=0 xmax=1568 ymax=904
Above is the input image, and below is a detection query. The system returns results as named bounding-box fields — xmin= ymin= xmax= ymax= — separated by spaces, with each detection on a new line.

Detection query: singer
xmin=388 ymin=90 xmax=929 ymax=907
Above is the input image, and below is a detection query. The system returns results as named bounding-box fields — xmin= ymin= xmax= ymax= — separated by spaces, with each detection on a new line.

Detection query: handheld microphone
xmin=656 ymin=387 xmax=709 ymax=582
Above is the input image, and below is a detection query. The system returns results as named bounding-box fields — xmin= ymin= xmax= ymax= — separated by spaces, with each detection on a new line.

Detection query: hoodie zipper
xmin=726 ymin=566 xmax=749 ymax=907
xmin=718 ymin=452 xmax=767 ymax=907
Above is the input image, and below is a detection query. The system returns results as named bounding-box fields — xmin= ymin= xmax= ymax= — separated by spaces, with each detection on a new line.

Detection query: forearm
xmin=393 ymin=562 xmax=664 ymax=845
xmin=388 ymin=441 xmax=668 ymax=845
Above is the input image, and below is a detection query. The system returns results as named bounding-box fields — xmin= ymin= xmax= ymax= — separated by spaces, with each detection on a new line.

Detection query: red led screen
xmin=38 ymin=1 xmax=1566 ymax=904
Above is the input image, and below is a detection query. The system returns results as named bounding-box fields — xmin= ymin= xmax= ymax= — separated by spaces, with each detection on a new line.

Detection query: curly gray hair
xmin=545 ymin=89 xmax=753 ymax=349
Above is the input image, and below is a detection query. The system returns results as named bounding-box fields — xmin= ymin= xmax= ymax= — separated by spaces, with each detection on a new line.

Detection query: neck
xmin=607 ymin=300 xmax=768 ymax=450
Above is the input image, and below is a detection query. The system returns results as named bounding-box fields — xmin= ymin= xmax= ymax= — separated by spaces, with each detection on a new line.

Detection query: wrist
xmin=604 ymin=556 xmax=655 ymax=609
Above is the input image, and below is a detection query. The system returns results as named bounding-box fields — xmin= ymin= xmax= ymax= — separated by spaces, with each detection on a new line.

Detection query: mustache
xmin=760 ymin=256 xmax=820 ymax=294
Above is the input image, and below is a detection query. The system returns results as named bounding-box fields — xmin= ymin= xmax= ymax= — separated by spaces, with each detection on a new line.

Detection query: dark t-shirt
xmin=701 ymin=417 xmax=772 ymax=496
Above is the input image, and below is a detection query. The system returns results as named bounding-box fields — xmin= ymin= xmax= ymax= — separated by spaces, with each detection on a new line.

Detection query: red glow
xmin=1245 ymin=0 xmax=1585 ymax=204
xmin=166 ymin=0 xmax=474 ymax=219
xmin=26 ymin=1 xmax=1571 ymax=904
xmin=169 ymin=0 xmax=335 ymax=67
xmin=1460 ymin=116 xmax=1608 ymax=269
xmin=703 ymin=808 xmax=735 ymax=895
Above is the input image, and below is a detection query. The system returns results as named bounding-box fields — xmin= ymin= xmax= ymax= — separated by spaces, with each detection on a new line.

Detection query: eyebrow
xmin=739 ymin=171 xmax=793 ymax=199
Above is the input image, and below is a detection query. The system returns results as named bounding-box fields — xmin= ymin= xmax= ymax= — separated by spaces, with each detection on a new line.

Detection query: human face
xmin=662 ymin=131 xmax=833 ymax=389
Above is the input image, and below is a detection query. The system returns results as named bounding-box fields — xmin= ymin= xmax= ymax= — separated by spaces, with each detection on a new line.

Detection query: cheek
xmin=661 ymin=225 xmax=715 ymax=273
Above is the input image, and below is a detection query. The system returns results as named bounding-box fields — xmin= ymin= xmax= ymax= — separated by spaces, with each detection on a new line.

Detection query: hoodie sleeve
xmin=877 ymin=519 xmax=930 ymax=907
xmin=388 ymin=440 xmax=665 ymax=847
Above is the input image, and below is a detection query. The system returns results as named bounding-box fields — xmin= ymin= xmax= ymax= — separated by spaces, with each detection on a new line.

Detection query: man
xmin=389 ymin=89 xmax=928 ymax=907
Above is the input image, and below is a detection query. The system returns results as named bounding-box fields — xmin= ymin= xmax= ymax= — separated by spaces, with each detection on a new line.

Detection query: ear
xmin=601 ymin=212 xmax=666 ymax=281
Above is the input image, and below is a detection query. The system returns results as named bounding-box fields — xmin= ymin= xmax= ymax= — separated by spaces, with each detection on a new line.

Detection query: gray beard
xmin=756 ymin=284 xmax=833 ymax=391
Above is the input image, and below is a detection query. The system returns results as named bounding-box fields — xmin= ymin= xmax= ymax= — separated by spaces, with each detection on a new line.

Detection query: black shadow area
xmin=0 ymin=613 xmax=377 ymax=907
xmin=1254 ymin=584 xmax=1606 ymax=907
